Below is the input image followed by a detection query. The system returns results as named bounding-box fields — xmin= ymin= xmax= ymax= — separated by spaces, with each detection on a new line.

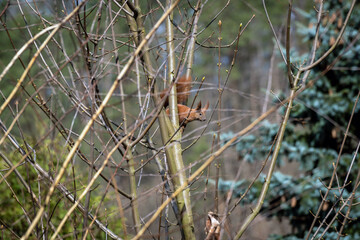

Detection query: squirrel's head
xmin=194 ymin=101 xmax=209 ymax=121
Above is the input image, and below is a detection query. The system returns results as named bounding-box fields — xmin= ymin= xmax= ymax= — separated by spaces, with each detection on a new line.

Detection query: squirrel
xmin=160 ymin=76 xmax=209 ymax=127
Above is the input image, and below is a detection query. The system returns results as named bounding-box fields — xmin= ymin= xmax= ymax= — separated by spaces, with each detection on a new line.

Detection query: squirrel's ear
xmin=203 ymin=101 xmax=209 ymax=111
xmin=196 ymin=101 xmax=202 ymax=110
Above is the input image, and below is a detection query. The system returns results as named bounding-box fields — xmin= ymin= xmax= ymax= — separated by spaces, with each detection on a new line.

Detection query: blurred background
xmin=0 ymin=0 xmax=359 ymax=239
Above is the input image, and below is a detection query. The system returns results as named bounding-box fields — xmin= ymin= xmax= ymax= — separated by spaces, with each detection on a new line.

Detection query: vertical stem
xmin=215 ymin=20 xmax=222 ymax=215
xmin=166 ymin=1 xmax=179 ymax=126
xmin=286 ymin=0 xmax=293 ymax=87
xmin=127 ymin=148 xmax=141 ymax=234
xmin=112 ymin=2 xmax=142 ymax=234
xmin=163 ymin=1 xmax=195 ymax=239
xmin=82 ymin=77 xmax=95 ymax=238
xmin=234 ymin=70 xmax=303 ymax=239
xmin=185 ymin=0 xmax=202 ymax=80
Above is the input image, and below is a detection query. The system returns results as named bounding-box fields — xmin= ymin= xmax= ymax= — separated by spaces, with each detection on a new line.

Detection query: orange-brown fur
xmin=161 ymin=75 xmax=209 ymax=126
xmin=166 ymin=101 xmax=209 ymax=126
xmin=160 ymin=76 xmax=192 ymax=107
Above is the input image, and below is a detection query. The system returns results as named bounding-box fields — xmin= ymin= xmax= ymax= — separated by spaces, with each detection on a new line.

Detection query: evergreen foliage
xmin=220 ymin=1 xmax=360 ymax=239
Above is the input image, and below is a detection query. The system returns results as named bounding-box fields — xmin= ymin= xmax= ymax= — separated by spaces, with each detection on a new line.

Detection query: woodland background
xmin=0 ymin=0 xmax=359 ymax=239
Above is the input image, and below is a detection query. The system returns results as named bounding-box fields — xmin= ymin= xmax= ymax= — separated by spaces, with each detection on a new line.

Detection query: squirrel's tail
xmin=160 ymin=75 xmax=192 ymax=107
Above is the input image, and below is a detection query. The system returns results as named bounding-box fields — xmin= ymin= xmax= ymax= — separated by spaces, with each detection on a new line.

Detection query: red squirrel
xmin=161 ymin=76 xmax=209 ymax=126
